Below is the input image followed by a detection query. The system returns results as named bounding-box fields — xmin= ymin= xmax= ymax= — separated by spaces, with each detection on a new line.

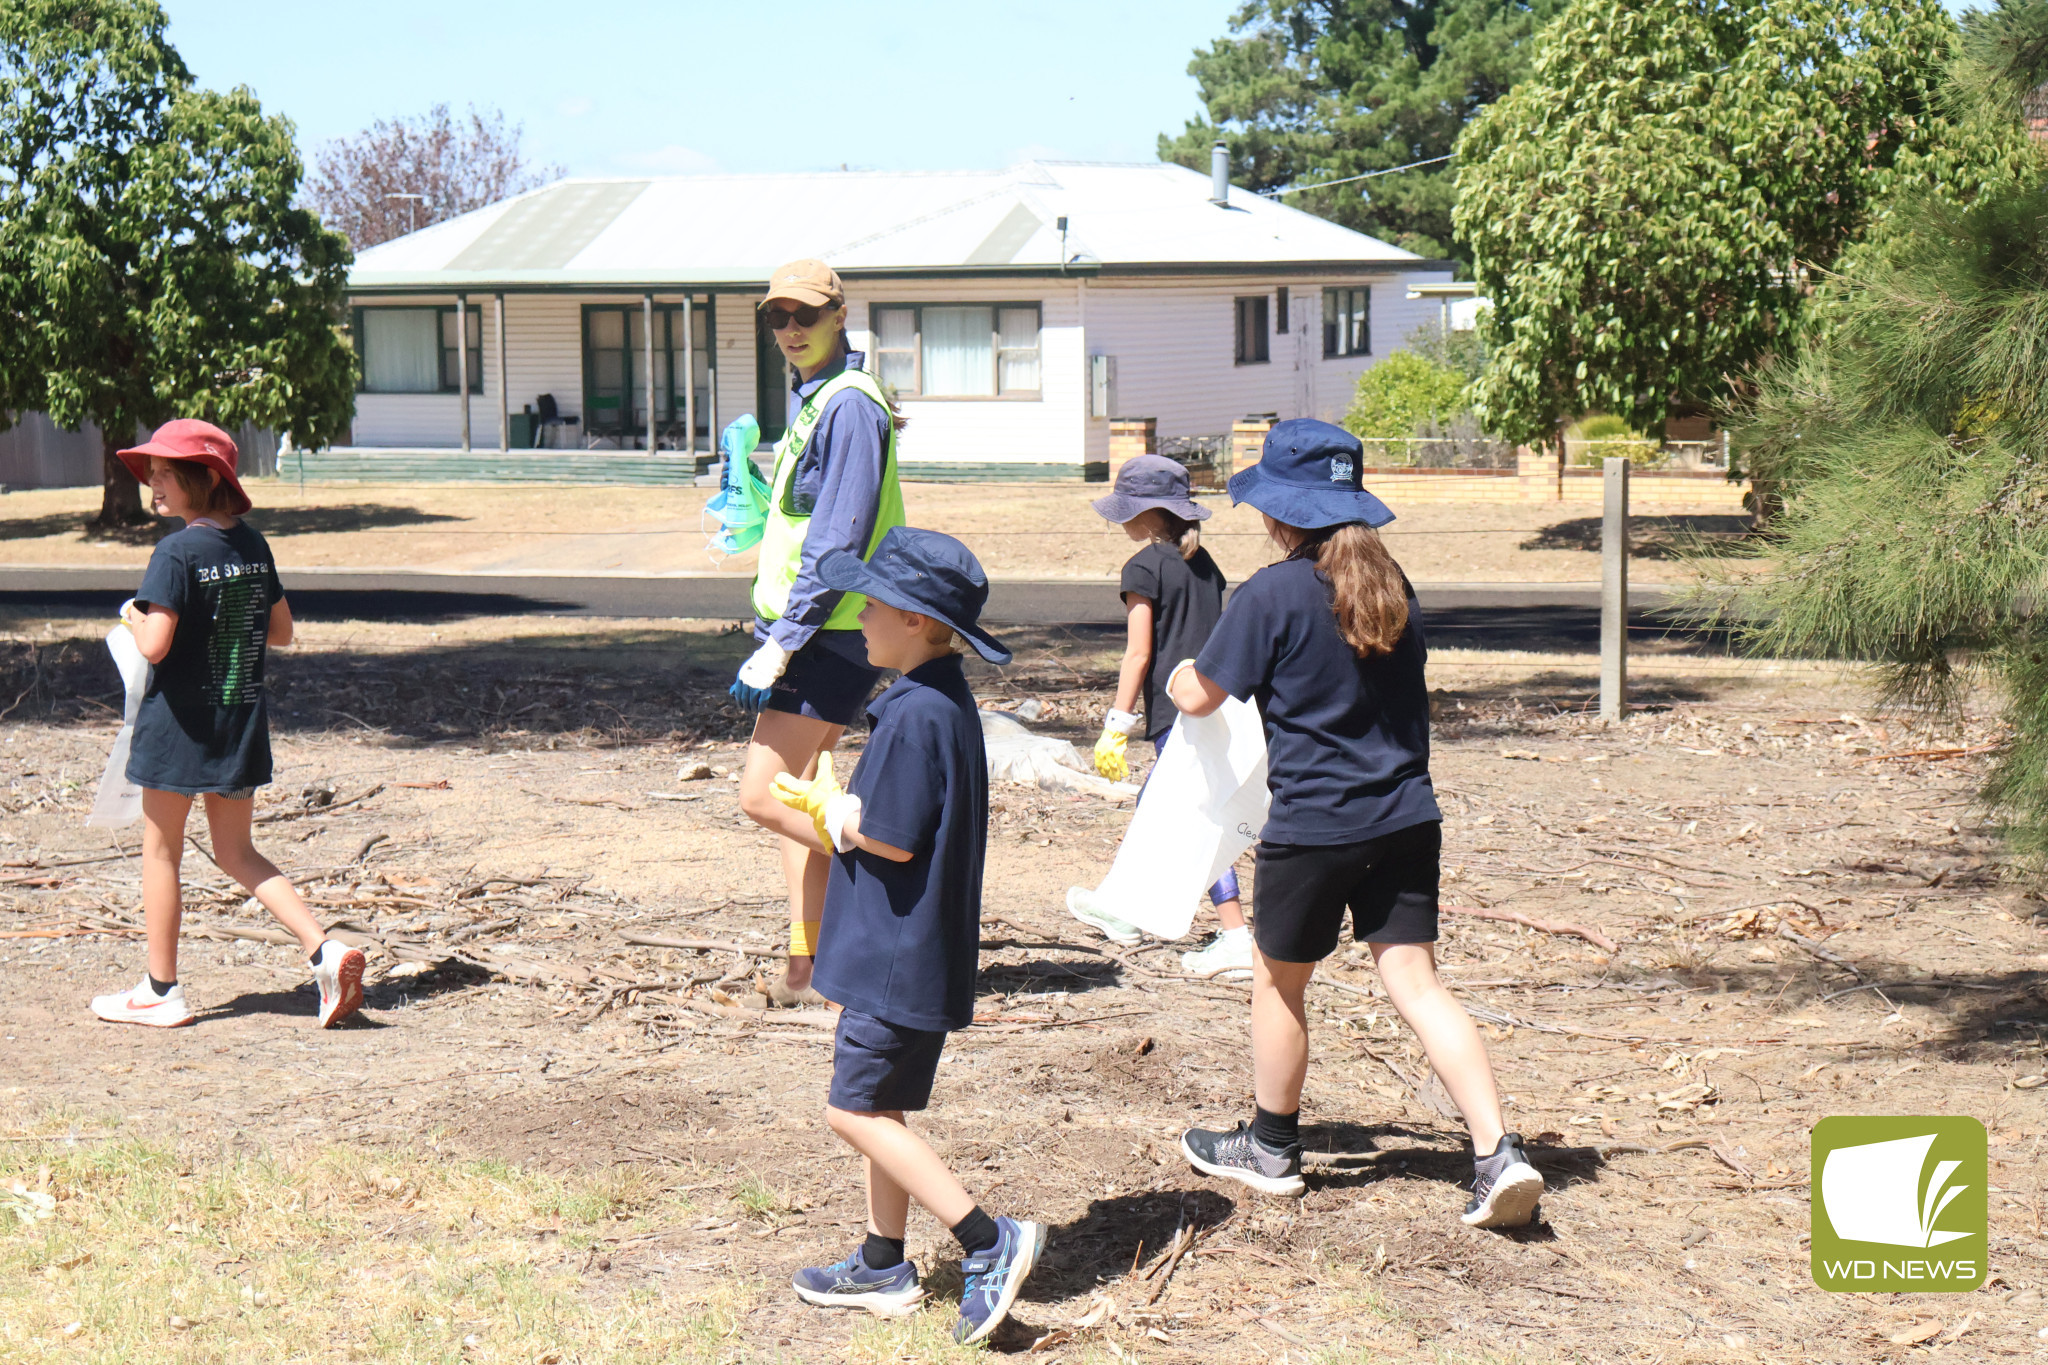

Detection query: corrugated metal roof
xmin=348 ymin=161 xmax=1423 ymax=290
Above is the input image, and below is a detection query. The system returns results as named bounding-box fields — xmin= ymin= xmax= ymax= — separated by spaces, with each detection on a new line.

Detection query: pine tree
xmin=1731 ymin=0 xmax=2048 ymax=859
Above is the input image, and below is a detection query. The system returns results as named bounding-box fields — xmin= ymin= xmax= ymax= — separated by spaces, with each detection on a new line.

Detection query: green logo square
xmin=1811 ymin=1116 xmax=1986 ymax=1292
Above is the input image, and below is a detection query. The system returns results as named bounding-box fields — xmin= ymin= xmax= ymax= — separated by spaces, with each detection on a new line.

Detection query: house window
xmin=1323 ymin=287 xmax=1371 ymax=358
xmin=1276 ymin=286 xmax=1290 ymax=333
xmin=1234 ymin=296 xmax=1270 ymax=365
xmin=582 ymin=303 xmax=709 ymax=442
xmin=355 ymin=305 xmax=480 ymax=393
xmin=865 ymin=303 xmax=1042 ymax=398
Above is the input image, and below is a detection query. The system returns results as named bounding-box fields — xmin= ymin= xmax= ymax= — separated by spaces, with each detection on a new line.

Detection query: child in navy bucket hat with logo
xmin=768 ymin=526 xmax=1046 ymax=1344
xmin=1164 ymin=419 xmax=1544 ymax=1228
xmin=1067 ymin=454 xmax=1252 ymax=977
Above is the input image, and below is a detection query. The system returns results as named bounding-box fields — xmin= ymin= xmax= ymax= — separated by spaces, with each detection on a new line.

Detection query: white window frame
xmin=866 ymin=302 xmax=1043 ymax=400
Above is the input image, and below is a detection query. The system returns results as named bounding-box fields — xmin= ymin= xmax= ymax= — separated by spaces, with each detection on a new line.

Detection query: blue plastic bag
xmin=704 ymin=415 xmax=768 ymax=556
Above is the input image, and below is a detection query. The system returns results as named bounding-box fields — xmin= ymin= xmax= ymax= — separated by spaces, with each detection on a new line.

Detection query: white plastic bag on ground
xmin=1071 ymin=696 xmax=1269 ymax=940
xmin=87 ymin=621 xmax=150 ymax=827
xmin=981 ymin=710 xmax=1137 ymax=798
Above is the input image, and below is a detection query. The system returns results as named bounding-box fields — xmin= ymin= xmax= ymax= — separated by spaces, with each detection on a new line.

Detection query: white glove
xmin=1102 ymin=708 xmax=1143 ymax=736
xmin=738 ymin=640 xmax=793 ymax=690
xmin=118 ymin=598 xmax=140 ymax=629
xmin=823 ymin=793 xmax=864 ymax=853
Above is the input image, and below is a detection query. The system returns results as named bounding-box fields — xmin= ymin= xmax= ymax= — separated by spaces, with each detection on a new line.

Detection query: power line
xmin=1260 ymin=153 xmax=1454 ymax=198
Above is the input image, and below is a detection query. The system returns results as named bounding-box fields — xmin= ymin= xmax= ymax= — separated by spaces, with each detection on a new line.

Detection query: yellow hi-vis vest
xmin=751 ymin=365 xmax=906 ymax=630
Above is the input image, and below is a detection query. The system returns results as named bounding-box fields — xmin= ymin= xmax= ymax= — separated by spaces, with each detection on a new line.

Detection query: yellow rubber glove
xmin=1093 ymin=729 xmax=1129 ymax=782
xmin=771 ymin=752 xmax=844 ymax=850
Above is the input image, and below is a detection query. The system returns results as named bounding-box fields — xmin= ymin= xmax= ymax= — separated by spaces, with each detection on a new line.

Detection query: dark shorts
xmin=765 ymin=631 xmax=884 ymax=728
xmin=1252 ymin=820 xmax=1441 ymax=963
xmin=827 ymin=1008 xmax=949 ymax=1113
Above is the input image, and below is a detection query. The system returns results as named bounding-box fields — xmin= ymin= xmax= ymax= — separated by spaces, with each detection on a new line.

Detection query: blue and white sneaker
xmin=791 ymin=1244 xmax=925 ymax=1317
xmin=952 ymin=1215 xmax=1047 ymax=1345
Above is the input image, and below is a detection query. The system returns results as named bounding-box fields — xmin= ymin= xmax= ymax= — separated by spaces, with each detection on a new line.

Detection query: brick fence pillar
xmin=1108 ymin=418 xmax=1156 ymax=480
xmin=1231 ymin=417 xmax=1274 ymax=474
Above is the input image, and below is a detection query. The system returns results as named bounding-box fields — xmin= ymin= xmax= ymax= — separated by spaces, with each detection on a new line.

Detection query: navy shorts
xmin=765 ymin=631 xmax=884 ymax=728
xmin=1252 ymin=819 xmax=1441 ymax=963
xmin=827 ymin=1008 xmax=948 ymax=1113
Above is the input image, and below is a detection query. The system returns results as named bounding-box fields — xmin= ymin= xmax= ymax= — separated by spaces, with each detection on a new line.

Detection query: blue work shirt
xmin=812 ymin=653 xmax=988 ymax=1033
xmin=1195 ymin=555 xmax=1441 ymax=846
xmin=755 ymin=345 xmax=894 ymax=655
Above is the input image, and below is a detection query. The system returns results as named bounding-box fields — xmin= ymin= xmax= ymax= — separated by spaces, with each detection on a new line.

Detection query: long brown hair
xmin=1282 ymin=521 xmax=1409 ymax=657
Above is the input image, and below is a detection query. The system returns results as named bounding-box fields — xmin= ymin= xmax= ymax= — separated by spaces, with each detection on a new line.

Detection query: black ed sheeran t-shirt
xmin=126 ymin=521 xmax=285 ymax=794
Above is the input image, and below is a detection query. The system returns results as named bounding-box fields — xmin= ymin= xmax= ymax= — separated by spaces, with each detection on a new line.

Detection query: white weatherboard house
xmin=337 ymin=158 xmax=1451 ymax=482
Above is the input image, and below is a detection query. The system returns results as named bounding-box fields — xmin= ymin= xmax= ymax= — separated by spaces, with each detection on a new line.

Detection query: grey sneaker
xmin=1180 ymin=930 xmax=1254 ymax=979
xmin=1463 ymin=1132 xmax=1544 ymax=1228
xmin=1066 ymin=887 xmax=1142 ymax=947
xmin=1180 ymin=1121 xmax=1304 ymax=1197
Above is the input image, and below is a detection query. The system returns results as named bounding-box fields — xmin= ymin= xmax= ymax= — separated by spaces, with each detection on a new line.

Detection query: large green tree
xmin=1453 ymin=0 xmax=2001 ymax=446
xmin=0 ymin=0 xmax=356 ymax=527
xmin=1161 ymin=1 xmax=1558 ymax=260
xmin=1731 ymin=2 xmax=2048 ymax=860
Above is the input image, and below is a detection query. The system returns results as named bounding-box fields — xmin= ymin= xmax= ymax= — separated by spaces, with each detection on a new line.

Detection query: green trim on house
xmin=262 ymin=450 xmax=1107 ymax=486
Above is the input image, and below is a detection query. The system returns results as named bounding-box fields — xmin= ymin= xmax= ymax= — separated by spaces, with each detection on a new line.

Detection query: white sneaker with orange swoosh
xmin=90 ymin=978 xmax=195 ymax=1028
xmin=311 ymin=940 xmax=365 ymax=1028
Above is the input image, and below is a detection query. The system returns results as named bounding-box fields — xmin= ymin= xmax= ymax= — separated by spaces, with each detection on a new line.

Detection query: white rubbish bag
xmin=981 ymin=709 xmax=1138 ymax=798
xmin=87 ymin=620 xmax=151 ymax=827
xmin=1071 ymin=695 xmax=1269 ymax=940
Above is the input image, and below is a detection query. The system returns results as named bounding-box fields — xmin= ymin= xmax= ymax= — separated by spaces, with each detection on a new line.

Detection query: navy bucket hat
xmin=819 ymin=526 xmax=1013 ymax=664
xmin=1226 ymin=418 xmax=1395 ymax=530
xmin=1091 ymin=453 xmax=1211 ymax=525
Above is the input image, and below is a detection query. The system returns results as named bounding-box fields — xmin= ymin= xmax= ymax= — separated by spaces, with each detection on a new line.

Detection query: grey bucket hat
xmin=1091 ymin=454 xmax=1212 ymax=525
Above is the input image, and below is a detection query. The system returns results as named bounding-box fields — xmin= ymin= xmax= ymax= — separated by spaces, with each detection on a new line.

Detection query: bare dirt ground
xmin=0 ymin=482 xmax=1750 ymax=585
xmin=2 ymin=611 xmax=2044 ymax=1363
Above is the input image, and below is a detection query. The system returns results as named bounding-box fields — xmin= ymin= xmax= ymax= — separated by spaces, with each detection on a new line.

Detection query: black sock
xmin=308 ymin=942 xmax=328 ymax=968
xmin=1252 ymin=1104 xmax=1299 ymax=1152
xmin=950 ymin=1206 xmax=1000 ymax=1257
xmin=862 ymin=1231 xmax=905 ymax=1270
xmin=147 ymin=973 xmax=177 ymax=996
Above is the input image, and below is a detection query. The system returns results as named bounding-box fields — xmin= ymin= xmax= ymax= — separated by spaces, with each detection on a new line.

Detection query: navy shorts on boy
xmin=811 ymin=652 xmax=988 ymax=1034
xmin=1120 ymin=541 xmax=1226 ymax=740
xmin=127 ymin=521 xmax=285 ymax=795
xmin=828 ymin=1008 xmax=949 ymax=1112
xmin=1194 ymin=555 xmax=1440 ymax=845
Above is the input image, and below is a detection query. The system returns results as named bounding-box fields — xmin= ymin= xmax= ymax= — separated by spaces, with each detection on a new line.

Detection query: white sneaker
xmin=312 ymin=939 xmax=366 ymax=1028
xmin=1181 ymin=930 xmax=1255 ymax=979
xmin=1066 ymin=887 xmax=1141 ymax=946
xmin=90 ymin=978 xmax=195 ymax=1028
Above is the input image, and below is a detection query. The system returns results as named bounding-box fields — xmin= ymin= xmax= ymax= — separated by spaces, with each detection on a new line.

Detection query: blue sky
xmin=163 ymin=0 xmax=1239 ymax=177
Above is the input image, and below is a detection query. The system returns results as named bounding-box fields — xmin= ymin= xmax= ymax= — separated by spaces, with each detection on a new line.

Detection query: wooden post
xmin=705 ymin=293 xmax=719 ymax=458
xmin=643 ymin=293 xmax=656 ymax=452
xmin=494 ymin=293 xmax=508 ymax=453
xmin=681 ymin=293 xmax=696 ymax=455
xmin=457 ymin=293 xmax=471 ymax=453
xmin=1600 ymin=456 xmax=1629 ymax=722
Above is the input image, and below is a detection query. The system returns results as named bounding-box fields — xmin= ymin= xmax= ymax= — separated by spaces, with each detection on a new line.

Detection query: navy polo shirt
xmin=1195 ymin=556 xmax=1440 ymax=846
xmin=812 ymin=653 xmax=988 ymax=1032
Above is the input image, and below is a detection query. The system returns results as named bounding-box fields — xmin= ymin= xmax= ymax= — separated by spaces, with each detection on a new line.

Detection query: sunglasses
xmin=763 ymin=302 xmax=837 ymax=331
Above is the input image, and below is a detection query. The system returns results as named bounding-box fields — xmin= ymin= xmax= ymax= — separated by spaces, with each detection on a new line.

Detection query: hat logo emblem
xmin=1329 ymin=456 xmax=1353 ymax=484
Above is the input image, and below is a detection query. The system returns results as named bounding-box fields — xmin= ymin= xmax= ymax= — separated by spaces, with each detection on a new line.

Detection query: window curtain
xmin=997 ymin=307 xmax=1040 ymax=391
xmin=921 ymin=306 xmax=995 ymax=396
xmin=874 ymin=307 xmax=917 ymax=393
xmin=363 ymin=310 xmax=440 ymax=393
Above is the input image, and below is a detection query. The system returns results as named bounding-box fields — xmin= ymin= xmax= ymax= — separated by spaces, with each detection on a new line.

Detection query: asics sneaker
xmin=791 ymin=1244 xmax=924 ymax=1317
xmin=1463 ymin=1131 xmax=1544 ymax=1228
xmin=1066 ymin=887 xmax=1141 ymax=947
xmin=953 ymin=1215 xmax=1047 ymax=1345
xmin=312 ymin=939 xmax=366 ymax=1028
xmin=1180 ymin=929 xmax=1254 ymax=979
xmin=90 ymin=977 xmax=194 ymax=1028
xmin=1180 ymin=1121 xmax=1305 ymax=1197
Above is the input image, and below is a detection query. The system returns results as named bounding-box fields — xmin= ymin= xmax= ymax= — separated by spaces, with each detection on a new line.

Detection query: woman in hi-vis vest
xmin=731 ymin=259 xmax=906 ymax=1002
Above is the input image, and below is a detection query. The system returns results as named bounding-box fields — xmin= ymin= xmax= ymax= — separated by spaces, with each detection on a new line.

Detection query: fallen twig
xmin=1856 ymin=742 xmax=2002 ymax=764
xmin=255 ymin=784 xmax=385 ymax=825
xmin=682 ymin=998 xmax=836 ymax=1028
xmin=1819 ymin=977 xmax=2019 ymax=1002
xmin=1777 ymin=921 xmax=1859 ymax=977
xmin=1444 ymin=903 xmax=1618 ymax=954
xmin=619 ymin=932 xmax=788 ymax=959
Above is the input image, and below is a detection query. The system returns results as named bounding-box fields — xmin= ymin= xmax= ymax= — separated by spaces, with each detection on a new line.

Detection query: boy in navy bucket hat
xmin=769 ymin=526 xmax=1046 ymax=1343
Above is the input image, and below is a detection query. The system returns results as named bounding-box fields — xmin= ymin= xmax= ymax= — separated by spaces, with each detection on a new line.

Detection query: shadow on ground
xmin=1521 ymin=514 xmax=1758 ymax=559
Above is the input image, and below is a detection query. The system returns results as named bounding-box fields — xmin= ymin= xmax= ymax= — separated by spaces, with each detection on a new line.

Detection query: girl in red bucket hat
xmin=88 ymin=419 xmax=367 ymax=1030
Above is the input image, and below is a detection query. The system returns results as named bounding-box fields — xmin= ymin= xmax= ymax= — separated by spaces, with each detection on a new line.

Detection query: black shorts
xmin=764 ymin=631 xmax=884 ymax=728
xmin=1252 ymin=820 xmax=1441 ymax=963
xmin=826 ymin=1009 xmax=948 ymax=1113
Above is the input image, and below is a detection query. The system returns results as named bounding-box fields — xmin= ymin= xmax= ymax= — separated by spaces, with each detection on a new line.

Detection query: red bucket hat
xmin=117 ymin=419 xmax=251 ymax=516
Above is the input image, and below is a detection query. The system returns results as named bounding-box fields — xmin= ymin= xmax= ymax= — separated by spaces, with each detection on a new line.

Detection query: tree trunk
xmin=91 ymin=426 xmax=148 ymax=529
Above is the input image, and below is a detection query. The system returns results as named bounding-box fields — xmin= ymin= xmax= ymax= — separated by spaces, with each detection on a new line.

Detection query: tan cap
xmin=759 ymin=258 xmax=844 ymax=309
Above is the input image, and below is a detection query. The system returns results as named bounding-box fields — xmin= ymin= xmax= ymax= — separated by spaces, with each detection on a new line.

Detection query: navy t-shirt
xmin=1195 ymin=555 xmax=1440 ymax=846
xmin=1121 ymin=541 xmax=1227 ymax=741
xmin=126 ymin=521 xmax=285 ymax=794
xmin=812 ymin=653 xmax=988 ymax=1032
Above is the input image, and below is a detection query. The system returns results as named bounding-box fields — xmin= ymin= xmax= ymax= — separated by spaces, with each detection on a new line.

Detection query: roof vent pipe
xmin=1210 ymin=140 xmax=1230 ymax=205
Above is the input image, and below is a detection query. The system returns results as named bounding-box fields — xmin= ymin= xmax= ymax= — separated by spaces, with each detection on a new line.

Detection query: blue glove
xmin=730 ymin=640 xmax=792 ymax=711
